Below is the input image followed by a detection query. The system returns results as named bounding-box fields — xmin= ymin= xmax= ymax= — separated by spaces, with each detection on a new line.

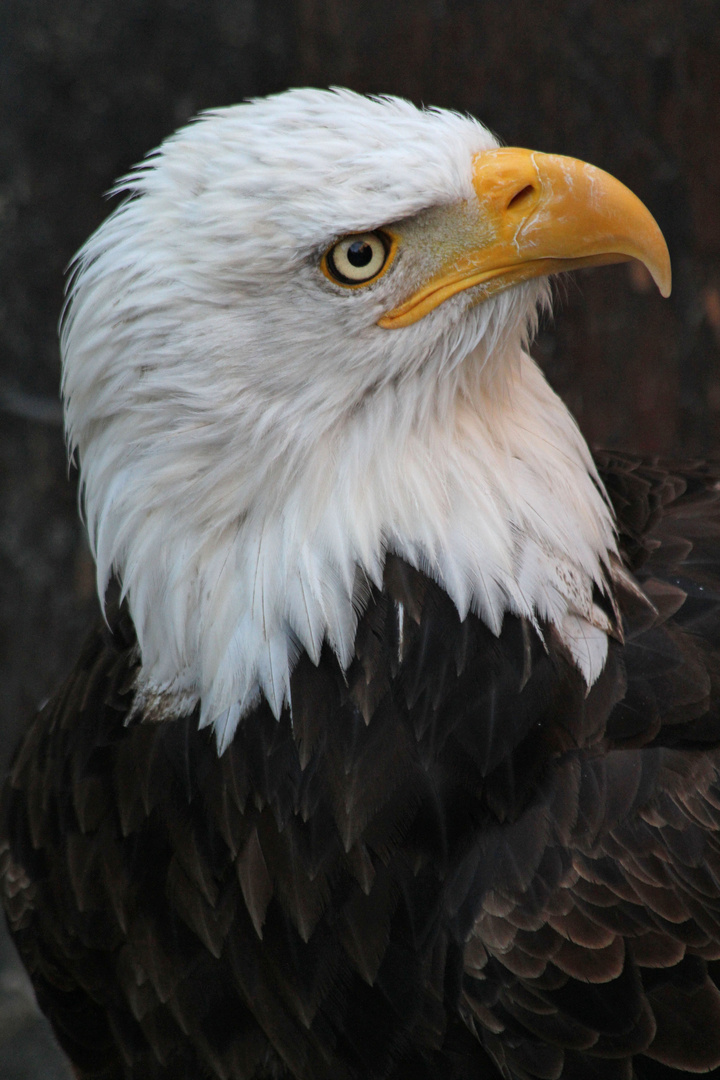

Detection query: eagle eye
xmin=323 ymin=231 xmax=394 ymax=287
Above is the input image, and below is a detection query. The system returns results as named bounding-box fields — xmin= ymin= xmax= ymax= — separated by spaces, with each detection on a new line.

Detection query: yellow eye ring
xmin=321 ymin=230 xmax=397 ymax=288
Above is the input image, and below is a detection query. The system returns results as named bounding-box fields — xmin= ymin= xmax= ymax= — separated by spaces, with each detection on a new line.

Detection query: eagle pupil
xmin=347 ymin=241 xmax=373 ymax=267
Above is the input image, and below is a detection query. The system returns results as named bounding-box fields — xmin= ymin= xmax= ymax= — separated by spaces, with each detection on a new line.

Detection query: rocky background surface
xmin=1 ymin=1 xmax=719 ymax=1074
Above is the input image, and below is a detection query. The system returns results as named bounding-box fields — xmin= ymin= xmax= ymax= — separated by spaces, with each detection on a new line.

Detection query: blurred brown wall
xmin=2 ymin=0 xmax=720 ymax=758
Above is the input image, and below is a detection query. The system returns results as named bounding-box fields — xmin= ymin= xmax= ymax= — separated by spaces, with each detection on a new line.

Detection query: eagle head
xmin=60 ymin=88 xmax=670 ymax=751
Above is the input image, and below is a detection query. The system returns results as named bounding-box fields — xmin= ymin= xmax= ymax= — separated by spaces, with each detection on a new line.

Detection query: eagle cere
xmin=4 ymin=88 xmax=720 ymax=1080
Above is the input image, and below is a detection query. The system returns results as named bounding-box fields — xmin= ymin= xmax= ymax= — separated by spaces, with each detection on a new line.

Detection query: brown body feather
xmin=3 ymin=455 xmax=720 ymax=1080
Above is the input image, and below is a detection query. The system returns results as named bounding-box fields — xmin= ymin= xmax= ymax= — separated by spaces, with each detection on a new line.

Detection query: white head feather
xmin=61 ymin=88 xmax=617 ymax=752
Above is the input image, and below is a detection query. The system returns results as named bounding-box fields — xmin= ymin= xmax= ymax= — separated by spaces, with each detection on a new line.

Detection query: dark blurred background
xmin=1 ymin=1 xmax=719 ymax=1074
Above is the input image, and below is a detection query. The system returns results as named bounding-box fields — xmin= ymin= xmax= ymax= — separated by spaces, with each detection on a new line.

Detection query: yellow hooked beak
xmin=378 ymin=148 xmax=671 ymax=329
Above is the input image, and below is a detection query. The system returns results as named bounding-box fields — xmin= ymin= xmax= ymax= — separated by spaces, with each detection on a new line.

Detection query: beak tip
xmin=656 ymin=260 xmax=672 ymax=299
xmin=644 ymin=238 xmax=671 ymax=298
xmin=652 ymin=225 xmax=672 ymax=298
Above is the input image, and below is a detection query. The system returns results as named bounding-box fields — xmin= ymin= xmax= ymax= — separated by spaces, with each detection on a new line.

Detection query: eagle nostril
xmin=507 ymin=184 xmax=536 ymax=211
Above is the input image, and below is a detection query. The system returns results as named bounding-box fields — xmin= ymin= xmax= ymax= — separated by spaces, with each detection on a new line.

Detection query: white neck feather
xmin=91 ymin=338 xmax=616 ymax=752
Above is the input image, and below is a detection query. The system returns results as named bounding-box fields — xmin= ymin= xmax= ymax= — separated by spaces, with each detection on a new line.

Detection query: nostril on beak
xmin=506 ymin=184 xmax=536 ymax=211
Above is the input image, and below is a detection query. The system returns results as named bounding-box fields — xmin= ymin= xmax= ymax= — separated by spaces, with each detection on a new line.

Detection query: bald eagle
xmin=3 ymin=88 xmax=720 ymax=1080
